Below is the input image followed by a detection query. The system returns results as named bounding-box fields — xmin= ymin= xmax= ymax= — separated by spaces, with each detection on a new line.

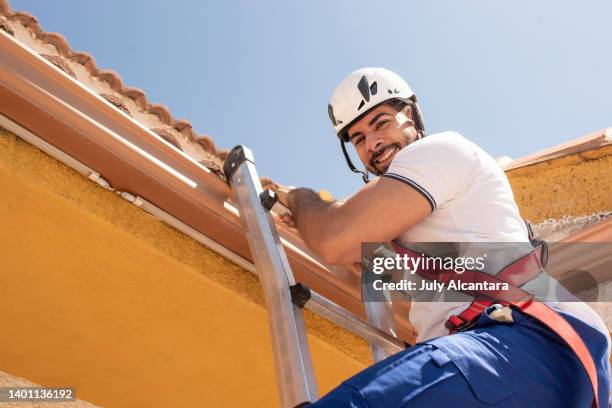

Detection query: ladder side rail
xmin=363 ymin=292 xmax=400 ymax=362
xmin=225 ymin=146 xmax=318 ymax=408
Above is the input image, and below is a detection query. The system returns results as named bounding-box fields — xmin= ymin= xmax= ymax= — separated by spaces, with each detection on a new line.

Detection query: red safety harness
xmin=390 ymin=227 xmax=600 ymax=408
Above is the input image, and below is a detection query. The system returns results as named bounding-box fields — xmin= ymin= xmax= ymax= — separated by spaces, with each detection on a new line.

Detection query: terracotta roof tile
xmin=151 ymin=128 xmax=183 ymax=151
xmin=195 ymin=136 xmax=216 ymax=154
xmin=173 ymin=119 xmax=195 ymax=139
xmin=123 ymin=87 xmax=147 ymax=110
xmin=0 ymin=15 xmax=13 ymax=35
xmin=0 ymin=3 xmax=243 ymax=187
xmin=96 ymin=69 xmax=124 ymax=91
xmin=0 ymin=0 xmax=226 ymax=166
xmin=40 ymin=53 xmax=76 ymax=78
xmin=148 ymin=103 xmax=172 ymax=125
xmin=71 ymin=50 xmax=96 ymax=68
xmin=198 ymin=157 xmax=224 ymax=179
xmin=6 ymin=9 xmax=38 ymax=31
xmin=100 ymin=93 xmax=131 ymax=117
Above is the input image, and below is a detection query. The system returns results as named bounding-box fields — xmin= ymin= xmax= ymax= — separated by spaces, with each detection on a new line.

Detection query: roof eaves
xmin=0 ymin=0 xmax=228 ymax=163
xmin=562 ymin=217 xmax=612 ymax=243
xmin=505 ymin=128 xmax=612 ymax=173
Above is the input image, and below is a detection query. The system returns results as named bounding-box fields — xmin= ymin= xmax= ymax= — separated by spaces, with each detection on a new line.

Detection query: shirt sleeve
xmin=381 ymin=132 xmax=481 ymax=211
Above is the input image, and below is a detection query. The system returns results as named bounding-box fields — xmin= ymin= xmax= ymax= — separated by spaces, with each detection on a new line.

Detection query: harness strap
xmin=390 ymin=242 xmax=599 ymax=408
xmin=447 ymin=243 xmax=546 ymax=331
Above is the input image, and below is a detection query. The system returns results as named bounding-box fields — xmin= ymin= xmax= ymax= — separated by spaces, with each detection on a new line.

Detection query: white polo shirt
xmin=381 ymin=131 xmax=609 ymax=345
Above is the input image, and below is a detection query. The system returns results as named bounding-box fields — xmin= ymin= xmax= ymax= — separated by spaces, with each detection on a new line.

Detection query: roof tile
xmin=40 ymin=53 xmax=76 ymax=78
xmin=0 ymin=0 xmax=228 ymax=163
xmin=100 ymin=93 xmax=131 ymax=117
xmin=151 ymin=127 xmax=183 ymax=151
xmin=0 ymin=15 xmax=13 ymax=35
xmin=195 ymin=136 xmax=216 ymax=154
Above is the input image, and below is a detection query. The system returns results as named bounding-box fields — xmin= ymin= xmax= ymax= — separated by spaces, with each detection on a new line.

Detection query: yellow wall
xmin=0 ymin=129 xmax=368 ymax=407
xmin=507 ymin=148 xmax=612 ymax=223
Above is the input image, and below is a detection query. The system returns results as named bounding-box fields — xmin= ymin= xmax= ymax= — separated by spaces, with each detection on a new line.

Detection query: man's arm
xmin=283 ymin=177 xmax=431 ymax=265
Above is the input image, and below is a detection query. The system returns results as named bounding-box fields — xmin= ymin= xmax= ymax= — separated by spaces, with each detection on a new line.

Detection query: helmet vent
xmin=358 ymin=100 xmax=365 ymax=110
xmin=370 ymin=81 xmax=377 ymax=95
xmin=357 ymin=75 xmax=370 ymax=102
xmin=328 ymin=104 xmax=337 ymax=126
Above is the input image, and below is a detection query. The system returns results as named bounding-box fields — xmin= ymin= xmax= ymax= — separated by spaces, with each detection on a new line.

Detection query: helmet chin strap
xmin=340 ymin=140 xmax=370 ymax=183
xmin=340 ymin=131 xmax=423 ymax=184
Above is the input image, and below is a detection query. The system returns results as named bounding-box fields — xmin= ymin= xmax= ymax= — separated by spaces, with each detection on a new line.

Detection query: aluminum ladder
xmin=223 ymin=145 xmax=404 ymax=407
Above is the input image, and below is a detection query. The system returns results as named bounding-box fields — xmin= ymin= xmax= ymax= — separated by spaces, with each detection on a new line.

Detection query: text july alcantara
xmin=370 ymin=254 xmax=510 ymax=292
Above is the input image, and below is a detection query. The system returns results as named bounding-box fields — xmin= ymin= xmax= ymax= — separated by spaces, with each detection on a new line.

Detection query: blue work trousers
xmin=311 ymin=306 xmax=611 ymax=407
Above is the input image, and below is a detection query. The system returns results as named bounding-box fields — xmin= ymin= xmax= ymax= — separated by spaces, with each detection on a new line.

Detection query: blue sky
xmin=11 ymin=0 xmax=612 ymax=198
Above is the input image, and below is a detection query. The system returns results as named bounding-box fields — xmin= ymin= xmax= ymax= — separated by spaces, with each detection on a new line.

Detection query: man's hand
xmin=274 ymin=186 xmax=294 ymax=208
xmin=261 ymin=182 xmax=298 ymax=228
xmin=272 ymin=186 xmax=334 ymax=229
xmin=274 ymin=186 xmax=298 ymax=227
xmin=279 ymin=213 xmax=296 ymax=228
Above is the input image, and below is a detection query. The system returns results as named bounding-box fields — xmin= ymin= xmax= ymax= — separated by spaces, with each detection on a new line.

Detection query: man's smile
xmin=371 ymin=144 xmax=400 ymax=172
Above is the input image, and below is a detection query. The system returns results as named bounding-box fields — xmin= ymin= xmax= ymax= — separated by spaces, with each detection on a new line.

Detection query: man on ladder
xmin=274 ymin=67 xmax=611 ymax=407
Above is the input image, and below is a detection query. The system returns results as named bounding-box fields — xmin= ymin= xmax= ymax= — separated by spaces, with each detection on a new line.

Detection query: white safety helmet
xmin=328 ymin=67 xmax=418 ymax=141
xmin=328 ymin=67 xmax=425 ymax=181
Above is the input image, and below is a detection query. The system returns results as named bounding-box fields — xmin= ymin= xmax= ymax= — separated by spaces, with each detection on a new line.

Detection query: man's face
xmin=346 ymin=103 xmax=420 ymax=175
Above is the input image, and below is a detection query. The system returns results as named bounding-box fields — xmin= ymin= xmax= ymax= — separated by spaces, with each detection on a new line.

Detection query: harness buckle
xmin=525 ymin=219 xmax=548 ymax=268
xmin=444 ymin=315 xmax=478 ymax=333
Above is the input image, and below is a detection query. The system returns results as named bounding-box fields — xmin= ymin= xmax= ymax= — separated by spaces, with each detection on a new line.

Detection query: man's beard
xmin=368 ymin=142 xmax=402 ymax=176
